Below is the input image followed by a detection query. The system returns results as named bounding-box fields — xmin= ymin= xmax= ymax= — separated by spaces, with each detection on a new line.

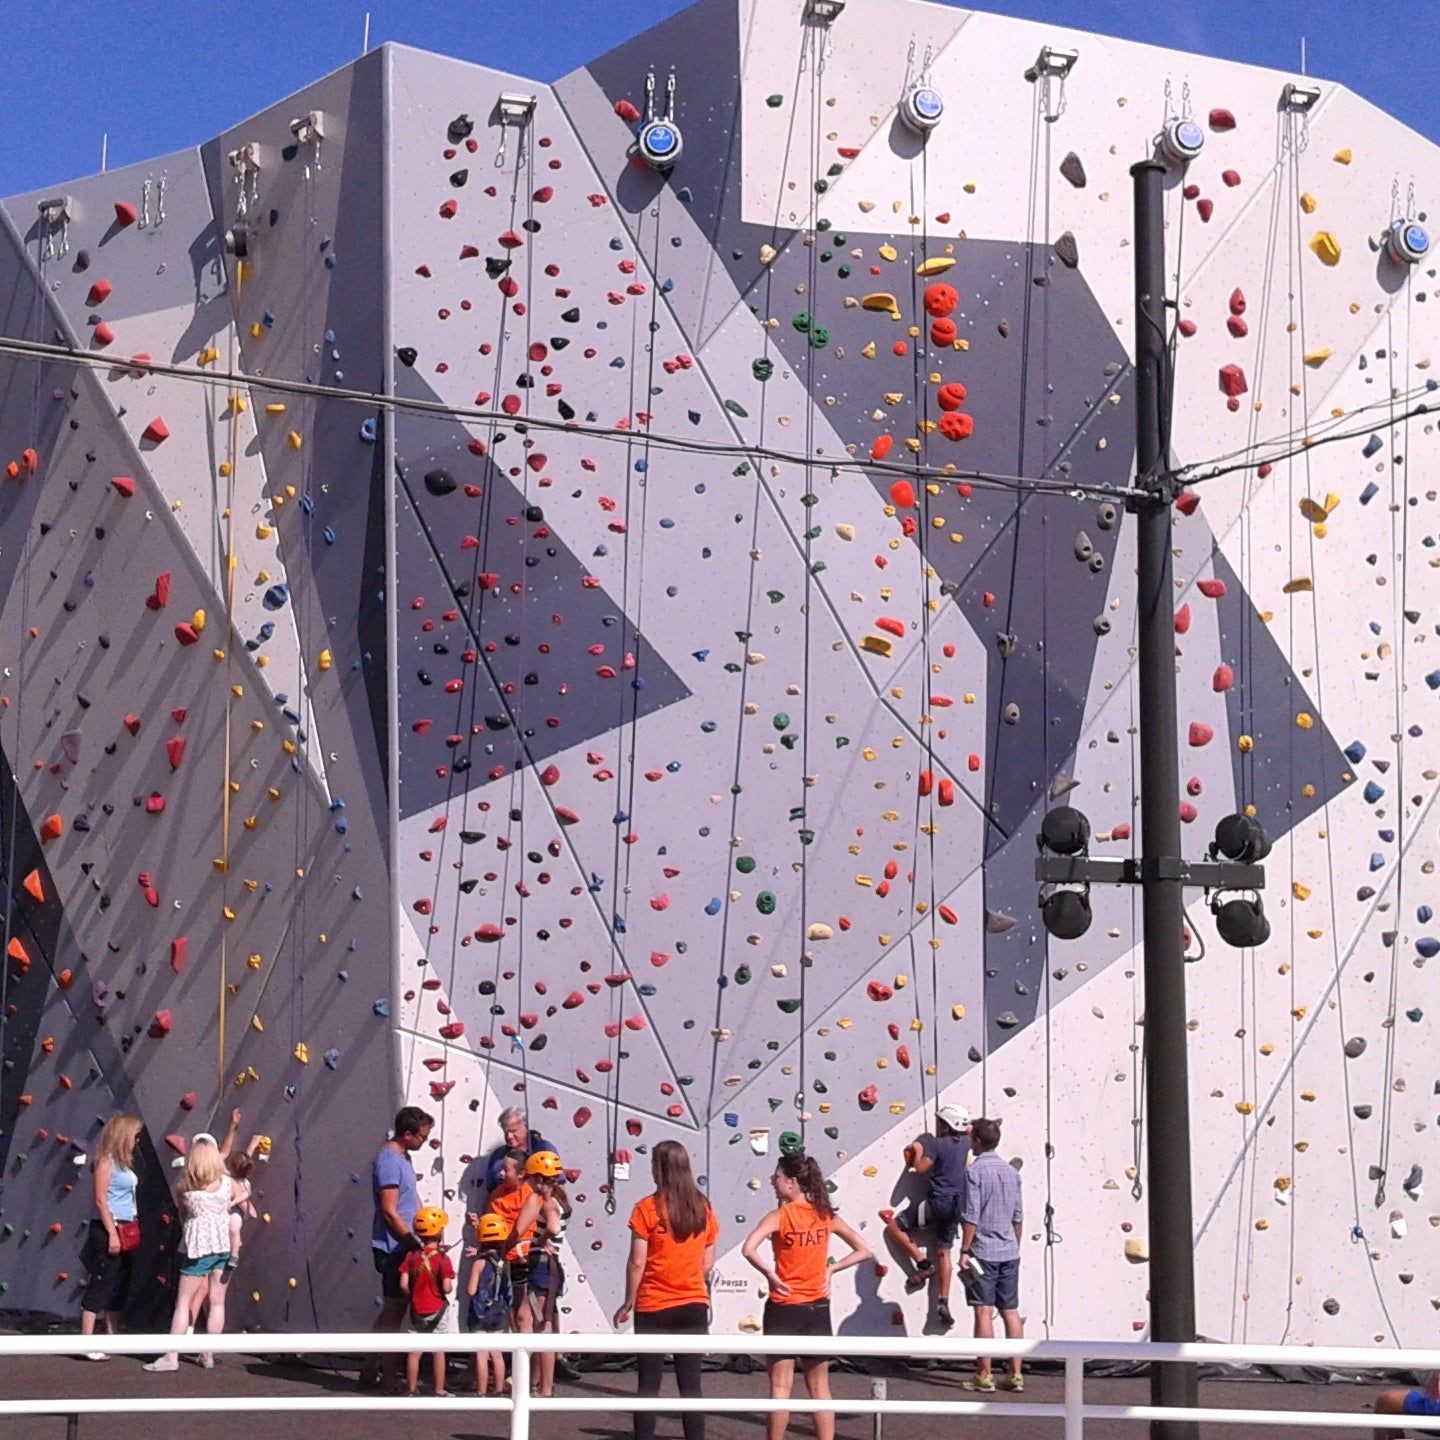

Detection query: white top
xmin=181 ymin=1175 xmax=234 ymax=1258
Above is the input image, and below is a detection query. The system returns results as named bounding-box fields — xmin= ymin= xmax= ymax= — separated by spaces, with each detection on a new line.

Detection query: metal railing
xmin=1 ymin=1332 xmax=1438 ymax=1437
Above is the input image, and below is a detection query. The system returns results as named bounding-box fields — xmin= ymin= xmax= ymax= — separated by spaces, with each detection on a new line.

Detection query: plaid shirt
xmin=960 ymin=1151 xmax=1023 ymax=1261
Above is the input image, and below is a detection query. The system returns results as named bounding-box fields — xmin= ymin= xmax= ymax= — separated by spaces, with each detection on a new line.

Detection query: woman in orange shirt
xmin=741 ymin=1154 xmax=872 ymax=1440
xmin=614 ymin=1140 xmax=719 ymax=1440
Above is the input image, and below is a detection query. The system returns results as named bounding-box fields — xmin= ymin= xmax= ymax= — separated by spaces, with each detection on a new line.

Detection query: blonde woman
xmin=79 ymin=1114 xmax=143 ymax=1361
xmin=144 ymin=1134 xmax=234 ymax=1372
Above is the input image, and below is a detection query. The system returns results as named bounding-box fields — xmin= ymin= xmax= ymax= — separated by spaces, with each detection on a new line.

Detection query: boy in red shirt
xmin=400 ymin=1206 xmax=455 ymax=1397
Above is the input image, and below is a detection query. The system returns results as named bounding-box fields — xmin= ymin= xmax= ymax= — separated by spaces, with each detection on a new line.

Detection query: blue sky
xmin=3 ymin=0 xmax=1437 ymax=197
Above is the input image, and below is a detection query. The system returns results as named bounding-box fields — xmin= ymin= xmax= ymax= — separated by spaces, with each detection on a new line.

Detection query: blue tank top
xmin=106 ymin=1164 xmax=138 ymax=1222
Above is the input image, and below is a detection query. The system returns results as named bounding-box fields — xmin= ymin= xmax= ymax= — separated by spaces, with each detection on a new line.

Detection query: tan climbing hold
xmin=860 ymin=341 xmax=876 ymax=358
xmin=807 ymin=922 xmax=833 ymax=940
xmin=1282 ymin=576 xmax=1314 ymax=594
xmin=835 ymin=523 xmax=855 ymax=541
xmin=1333 ymin=148 xmax=1352 ymax=165
xmin=861 ymin=635 xmax=893 ymax=656
xmin=759 ymin=243 xmax=777 ymax=265
xmin=1124 ymin=1238 xmax=1149 ymax=1263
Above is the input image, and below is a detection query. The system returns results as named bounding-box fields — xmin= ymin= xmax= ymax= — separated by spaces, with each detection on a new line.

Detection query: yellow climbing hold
xmin=1297 ymin=494 xmax=1339 ymax=524
xmin=915 ymin=256 xmax=955 ymax=276
xmin=287 ymin=430 xmax=303 ymax=450
xmin=861 ymin=635 xmax=894 ymax=656
xmin=1292 ymin=881 xmax=1312 ymax=901
xmin=198 ymin=346 xmax=220 ymax=367
xmin=1295 ymin=712 xmax=1314 ymax=729
xmin=952 ymin=1004 xmax=966 ymax=1020
xmin=1303 ymin=346 xmax=1334 ymax=368
xmin=1235 ymin=1100 xmax=1255 ymax=1115
xmin=861 ymin=293 xmax=900 ymax=318
xmin=1238 ymin=734 xmax=1254 ymax=753
xmin=1333 ymin=148 xmax=1352 ymax=165
xmin=248 ymin=953 xmax=262 ymax=969
xmin=1309 ymin=232 xmax=1341 ymax=266
xmin=1299 ymin=192 xmax=1316 ymax=214
xmin=1282 ymin=576 xmax=1314 ymax=594
xmin=877 ymin=244 xmax=899 ymax=262
xmin=318 ymin=648 xmax=332 ymax=672
xmin=265 ymin=403 xmax=286 ymax=415
xmin=293 ymin=1042 xmax=309 ymax=1064
xmin=251 ymin=1015 xmax=264 ymax=1032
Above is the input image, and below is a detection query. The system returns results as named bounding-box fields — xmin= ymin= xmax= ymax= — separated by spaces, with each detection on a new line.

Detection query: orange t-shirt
xmin=630 ymin=1195 xmax=720 ymax=1313
xmin=490 ymin=1181 xmax=537 ymax=1261
xmin=770 ymin=1199 xmax=832 ymax=1305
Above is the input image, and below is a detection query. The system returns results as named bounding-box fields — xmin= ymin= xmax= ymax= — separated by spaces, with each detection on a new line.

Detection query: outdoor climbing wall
xmin=1 ymin=0 xmax=1438 ymax=1346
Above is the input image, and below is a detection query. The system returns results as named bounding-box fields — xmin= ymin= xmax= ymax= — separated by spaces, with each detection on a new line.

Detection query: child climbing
xmin=880 ymin=1103 xmax=971 ymax=1328
xmin=223 ymin=1132 xmax=263 ymax=1269
xmin=399 ymin=1206 xmax=455 ymax=1398
xmin=466 ymin=1212 xmax=514 ymax=1398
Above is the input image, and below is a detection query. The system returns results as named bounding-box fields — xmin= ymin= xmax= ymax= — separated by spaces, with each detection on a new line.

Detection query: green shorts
xmin=180 ymin=1252 xmax=230 ymax=1277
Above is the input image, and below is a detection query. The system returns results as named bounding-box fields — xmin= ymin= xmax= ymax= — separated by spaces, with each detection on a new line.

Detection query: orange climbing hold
xmin=936 ymin=381 xmax=968 ymax=412
xmin=39 ymin=813 xmax=63 ymax=843
xmin=22 ymin=869 xmax=44 ymax=903
xmin=923 ymin=282 xmax=959 ymax=318
xmin=937 ymin=411 xmax=973 ymax=442
xmin=7 ymin=937 xmax=31 ymax=972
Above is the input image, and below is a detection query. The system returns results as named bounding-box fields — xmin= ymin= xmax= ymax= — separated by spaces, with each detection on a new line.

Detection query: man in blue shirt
xmin=365 ymin=1105 xmax=434 ymax=1389
xmin=959 ymin=1117 xmax=1025 ymax=1393
xmin=481 ymin=1105 xmax=555 ymax=1192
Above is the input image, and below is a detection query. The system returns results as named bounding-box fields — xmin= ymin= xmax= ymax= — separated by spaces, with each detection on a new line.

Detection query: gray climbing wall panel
xmin=1 ymin=0 xmax=1438 ymax=1346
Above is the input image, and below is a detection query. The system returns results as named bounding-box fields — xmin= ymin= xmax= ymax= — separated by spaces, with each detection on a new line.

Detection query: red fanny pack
xmin=116 ymin=1220 xmax=141 ymax=1252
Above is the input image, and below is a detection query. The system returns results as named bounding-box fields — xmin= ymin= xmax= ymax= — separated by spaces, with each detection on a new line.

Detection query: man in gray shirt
xmin=958 ymin=1117 xmax=1025 ymax=1392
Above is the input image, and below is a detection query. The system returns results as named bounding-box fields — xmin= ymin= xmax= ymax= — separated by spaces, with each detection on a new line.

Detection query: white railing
xmin=1 ymin=1332 xmax=1438 ymax=1438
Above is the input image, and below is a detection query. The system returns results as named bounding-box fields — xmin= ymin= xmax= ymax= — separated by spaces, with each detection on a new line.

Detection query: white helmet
xmin=937 ymin=1104 xmax=971 ymax=1134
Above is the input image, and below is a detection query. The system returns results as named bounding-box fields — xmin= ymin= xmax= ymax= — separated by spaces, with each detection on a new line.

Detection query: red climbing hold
xmin=166 ymin=736 xmax=186 ymax=771
xmin=174 ymin=623 xmax=199 ymax=646
xmin=110 ymin=475 xmax=135 ymax=498
xmin=1221 ymin=170 xmax=1241 ymax=188
xmin=39 ymin=814 xmax=63 ymax=843
xmin=1197 ymin=198 xmax=1214 ymax=222
xmin=1175 ymin=492 xmax=1200 ymax=516
xmin=114 ymin=200 xmax=138 ymax=227
xmin=858 ymin=1084 xmax=879 ymax=1109
xmin=1218 ymin=364 xmax=1248 ymax=398
xmin=476 ymin=923 xmax=504 ymax=942
xmin=871 ymin=435 xmax=894 ymax=463
xmin=614 ymin=98 xmax=642 ymax=123
xmin=438 ymin=199 xmax=458 ymax=219
xmin=938 ymin=411 xmax=973 ymax=442
xmin=1187 ymin=722 xmax=1214 ymax=747
xmin=938 ymin=778 xmax=955 ymax=807
xmin=924 ymin=283 xmax=959 ymax=318
xmin=1177 ymin=319 xmax=1197 ymax=337
xmin=938 ymin=904 xmax=958 ymax=925
xmin=144 ymin=793 xmax=166 ymax=814
xmin=574 ymin=1106 xmax=593 ymax=1128
xmin=887 ymin=479 xmax=913 ymax=510
xmin=93 ymin=322 xmax=115 ymax=348
xmin=171 ymin=937 xmax=187 ymax=973
xmin=1197 ymin=578 xmax=1227 ymax=599
xmin=1227 ymin=316 xmax=1248 ymax=338
xmin=930 ymin=317 xmax=957 ymax=347
xmin=937 ymin=381 xmax=968 ymax=412
xmin=142 ymin=417 xmax=170 ymax=444
xmin=498 ymin=230 xmax=523 ymax=249
xmin=123 ymin=714 xmax=141 ymax=736
xmin=867 ymin=980 xmax=893 ymax=1002
xmin=1174 ymin=603 xmax=1191 ymax=635
xmin=1212 ymin=664 xmax=1234 ymax=693
xmin=918 ymin=770 xmax=934 ymax=797
xmin=876 ymin=616 xmax=905 ymax=637
xmin=87 ymin=279 xmax=113 ymax=305
xmin=150 ymin=1009 xmax=173 ymax=1038
xmin=1209 ymin=108 xmax=1237 ymax=131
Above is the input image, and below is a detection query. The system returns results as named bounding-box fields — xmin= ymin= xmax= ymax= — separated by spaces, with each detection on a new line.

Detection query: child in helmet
xmin=466 ymin=1212 xmax=513 ymax=1397
xmin=399 ymin=1206 xmax=455 ymax=1397
xmin=881 ymin=1103 xmax=972 ymax=1328
xmin=520 ymin=1151 xmax=568 ymax=1397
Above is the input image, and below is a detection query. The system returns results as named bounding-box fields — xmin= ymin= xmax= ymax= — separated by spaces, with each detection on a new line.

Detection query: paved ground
xmin=0 ymin=1346 xmax=1392 ymax=1440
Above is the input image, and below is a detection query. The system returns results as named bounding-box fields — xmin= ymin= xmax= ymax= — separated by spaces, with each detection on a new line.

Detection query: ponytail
xmin=777 ymin=1153 xmax=833 ymax=1218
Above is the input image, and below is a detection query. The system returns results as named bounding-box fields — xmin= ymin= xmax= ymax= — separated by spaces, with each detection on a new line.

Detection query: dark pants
xmin=80 ymin=1219 xmax=137 ymax=1316
xmin=634 ymin=1302 xmax=708 ymax=1440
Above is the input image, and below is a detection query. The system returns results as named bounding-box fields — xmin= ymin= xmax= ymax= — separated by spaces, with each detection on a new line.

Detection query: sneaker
xmin=961 ymin=1374 xmax=996 ymax=1393
xmin=1000 ymin=1373 xmax=1025 ymax=1393
xmin=84 ymin=1352 xmax=110 ymax=1363
xmin=143 ymin=1358 xmax=180 ymax=1374
xmin=935 ymin=1301 xmax=954 ymax=1328
xmin=198 ymin=1354 xmax=216 ymax=1370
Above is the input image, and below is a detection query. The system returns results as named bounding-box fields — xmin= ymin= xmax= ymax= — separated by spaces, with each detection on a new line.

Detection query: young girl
xmin=79 ymin=1113 xmax=143 ymax=1361
xmin=399 ymin=1206 xmax=455 ymax=1397
xmin=741 ymin=1154 xmax=872 ymax=1440
xmin=224 ymin=1140 xmax=261 ymax=1269
xmin=485 ymin=1149 xmax=538 ymax=1334
xmin=614 ymin=1140 xmax=719 ymax=1440
xmin=514 ymin=1151 xmax=568 ymax=1398
xmin=466 ymin=1212 xmax=513 ymax=1397
xmin=144 ymin=1134 xmax=234 ymax=1372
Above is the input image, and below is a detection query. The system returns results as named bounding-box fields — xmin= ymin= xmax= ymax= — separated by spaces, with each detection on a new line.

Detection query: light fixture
xmin=1281 ymin=80 xmax=1322 ymax=113
xmin=804 ymin=0 xmax=846 ymax=21
xmin=1209 ymin=813 xmax=1272 ymax=866
xmin=1158 ymin=116 xmax=1205 ymax=167
xmin=1024 ymin=45 xmax=1079 ymax=82
xmin=1041 ymin=887 xmax=1093 ymax=940
xmin=498 ymin=93 xmax=537 ymax=122
xmin=1037 ymin=804 xmax=1094 ymax=939
xmin=899 ymin=84 xmax=945 ymax=134
xmin=1386 ymin=216 xmax=1431 ymax=266
xmin=1213 ymin=893 xmax=1270 ymax=948
xmin=1039 ymin=806 xmax=1091 ymax=857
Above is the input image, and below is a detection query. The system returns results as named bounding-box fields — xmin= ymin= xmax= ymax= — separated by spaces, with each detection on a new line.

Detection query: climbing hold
xmin=1309 ymin=232 xmax=1342 ymax=266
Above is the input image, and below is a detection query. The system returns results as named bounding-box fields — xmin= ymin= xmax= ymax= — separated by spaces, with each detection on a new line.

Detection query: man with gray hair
xmin=481 ymin=1106 xmax=556 ymax=1191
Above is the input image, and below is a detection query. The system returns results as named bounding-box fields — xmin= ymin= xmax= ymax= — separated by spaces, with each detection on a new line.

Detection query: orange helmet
xmin=525 ymin=1150 xmax=563 ymax=1179
xmin=475 ymin=1212 xmax=508 ymax=1244
xmin=413 ymin=1206 xmax=448 ymax=1238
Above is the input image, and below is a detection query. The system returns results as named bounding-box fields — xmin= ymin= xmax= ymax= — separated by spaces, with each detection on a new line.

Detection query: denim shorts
xmin=895 ymin=1193 xmax=961 ymax=1248
xmin=179 ymin=1252 xmax=230 ymax=1278
xmin=963 ymin=1256 xmax=1019 ymax=1310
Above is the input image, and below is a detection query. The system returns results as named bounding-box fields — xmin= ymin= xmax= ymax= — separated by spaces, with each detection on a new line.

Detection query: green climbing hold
xmin=766 ymin=94 xmax=784 ymax=108
xmin=735 ymin=964 xmax=752 ymax=985
xmin=773 ymin=713 xmax=790 ymax=730
xmin=733 ymin=462 xmax=751 ymax=477
xmin=811 ymin=560 xmax=827 ymax=575
xmin=756 ymin=890 xmax=777 ymax=914
xmin=779 ymin=1131 xmax=805 ymax=1157
xmin=798 ymin=829 xmax=814 ymax=845
xmin=801 ymin=493 xmax=818 ymax=507
xmin=792 ymin=312 xmax=812 ymax=334
xmin=837 ymin=264 xmax=851 ymax=279
xmin=766 ymin=590 xmax=785 ymax=604
xmin=735 ymin=855 xmax=757 ymax=874
xmin=832 ymin=232 xmax=846 ymax=244
xmin=779 ymin=734 xmax=798 ymax=751
xmin=812 ymin=1079 xmax=828 ymax=1094
xmin=814 ymin=179 xmax=829 ymax=194
xmin=836 ymin=736 xmax=849 ymax=749
xmin=826 ymin=163 xmax=843 ymax=178
xmin=824 ymin=1126 xmax=839 ymax=1140
xmin=809 ymin=326 xmax=830 ymax=348
xmin=724 ymin=398 xmax=750 ymax=418
xmin=820 ymin=251 xmax=833 ymax=264
xmin=752 ymin=357 xmax=774 ymax=382
xmin=776 ymin=997 xmax=802 ymax=1014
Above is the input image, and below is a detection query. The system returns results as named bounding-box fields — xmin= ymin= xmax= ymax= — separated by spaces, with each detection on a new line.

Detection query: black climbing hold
xmin=424 ymin=468 xmax=458 ymax=497
xmin=397 ymin=347 xmax=418 ymax=368
xmin=448 ymin=114 xmax=474 ymax=142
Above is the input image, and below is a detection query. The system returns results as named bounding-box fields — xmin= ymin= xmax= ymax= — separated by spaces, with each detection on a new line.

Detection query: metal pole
xmin=1130 ymin=157 xmax=1199 ymax=1440
xmin=512 ymin=1347 xmax=531 ymax=1440
xmin=1064 ymin=1356 xmax=1085 ymax=1440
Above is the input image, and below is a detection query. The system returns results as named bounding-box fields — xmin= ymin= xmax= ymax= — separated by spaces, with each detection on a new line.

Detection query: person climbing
xmin=79 ymin=1113 xmax=144 ymax=1361
xmin=399 ymin=1206 xmax=455 ymax=1398
xmin=143 ymin=1135 xmax=234 ymax=1372
xmin=224 ymin=1142 xmax=261 ymax=1271
xmin=958 ymin=1117 xmax=1025 ymax=1393
xmin=741 ymin=1154 xmax=872 ymax=1440
xmin=466 ymin=1212 xmax=514 ymax=1398
xmin=519 ymin=1151 xmax=570 ymax=1399
xmin=614 ymin=1139 xmax=720 ymax=1440
xmin=881 ymin=1102 xmax=971 ymax=1328
xmin=1374 ymin=1371 xmax=1440 ymax=1439
xmin=364 ymin=1105 xmax=434 ymax=1391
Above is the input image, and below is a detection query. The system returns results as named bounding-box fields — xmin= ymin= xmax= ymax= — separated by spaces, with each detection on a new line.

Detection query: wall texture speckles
xmin=1 ymin=0 xmax=1437 ymax=1345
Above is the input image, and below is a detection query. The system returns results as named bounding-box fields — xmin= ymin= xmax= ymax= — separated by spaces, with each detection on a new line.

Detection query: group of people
xmin=79 ymin=1108 xmax=260 ymax=1368
xmin=364 ymin=1100 xmax=1027 ymax=1437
